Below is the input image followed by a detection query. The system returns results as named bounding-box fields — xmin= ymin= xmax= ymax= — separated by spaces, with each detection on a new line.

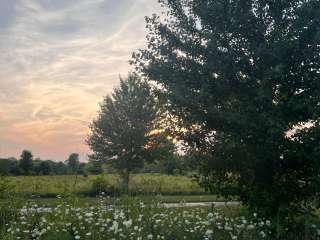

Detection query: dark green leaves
xmin=134 ymin=0 xmax=320 ymax=221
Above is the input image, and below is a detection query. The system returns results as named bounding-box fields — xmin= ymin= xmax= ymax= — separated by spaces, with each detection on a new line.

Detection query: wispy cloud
xmin=0 ymin=0 xmax=160 ymax=160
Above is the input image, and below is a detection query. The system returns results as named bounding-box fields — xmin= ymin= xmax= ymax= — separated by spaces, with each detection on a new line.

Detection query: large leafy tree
xmin=133 ymin=0 xmax=320 ymax=218
xmin=87 ymin=73 xmax=166 ymax=191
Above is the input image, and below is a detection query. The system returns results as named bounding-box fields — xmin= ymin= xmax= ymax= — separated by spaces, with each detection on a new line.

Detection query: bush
xmin=90 ymin=175 xmax=118 ymax=196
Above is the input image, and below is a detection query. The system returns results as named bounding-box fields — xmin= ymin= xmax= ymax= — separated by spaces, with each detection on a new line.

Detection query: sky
xmin=0 ymin=0 xmax=161 ymax=161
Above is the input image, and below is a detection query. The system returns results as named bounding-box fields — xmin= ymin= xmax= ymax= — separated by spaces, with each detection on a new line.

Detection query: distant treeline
xmin=0 ymin=150 xmax=102 ymax=176
xmin=0 ymin=150 xmax=196 ymax=176
xmin=0 ymin=158 xmax=84 ymax=176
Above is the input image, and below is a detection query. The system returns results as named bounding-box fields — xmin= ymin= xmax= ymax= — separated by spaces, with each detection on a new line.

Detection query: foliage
xmin=86 ymin=159 xmax=103 ymax=175
xmin=155 ymin=154 xmax=195 ymax=176
xmin=0 ymin=154 xmax=193 ymax=177
xmin=87 ymin=73 xmax=169 ymax=191
xmin=5 ymin=174 xmax=205 ymax=197
xmin=133 ymin=0 xmax=320 ymax=221
xmin=0 ymin=150 xmax=107 ymax=176
xmin=0 ymin=158 xmax=20 ymax=176
xmin=65 ymin=153 xmax=80 ymax=174
xmin=90 ymin=175 xmax=117 ymax=196
xmin=1 ymin=198 xmax=277 ymax=240
xmin=37 ymin=161 xmax=53 ymax=175
xmin=19 ymin=150 xmax=34 ymax=175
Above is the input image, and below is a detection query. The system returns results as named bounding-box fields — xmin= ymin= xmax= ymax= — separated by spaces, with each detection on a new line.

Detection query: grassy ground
xmin=5 ymin=174 xmax=206 ymax=197
xmin=2 ymin=194 xmax=225 ymax=207
xmin=0 ymin=196 xmax=273 ymax=240
xmin=1 ymin=176 xmax=318 ymax=239
xmin=2 ymin=195 xmax=318 ymax=239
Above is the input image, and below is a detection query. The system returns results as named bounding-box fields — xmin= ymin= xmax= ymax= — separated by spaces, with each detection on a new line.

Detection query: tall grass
xmin=6 ymin=174 xmax=205 ymax=198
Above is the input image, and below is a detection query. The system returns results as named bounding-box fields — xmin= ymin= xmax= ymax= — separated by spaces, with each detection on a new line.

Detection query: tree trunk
xmin=122 ymin=169 xmax=130 ymax=194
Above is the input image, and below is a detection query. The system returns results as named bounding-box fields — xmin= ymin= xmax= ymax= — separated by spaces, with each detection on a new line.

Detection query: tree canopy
xmin=65 ymin=153 xmax=80 ymax=174
xmin=133 ymin=0 xmax=320 ymax=219
xmin=19 ymin=150 xmax=34 ymax=175
xmin=87 ymin=73 xmax=168 ymax=190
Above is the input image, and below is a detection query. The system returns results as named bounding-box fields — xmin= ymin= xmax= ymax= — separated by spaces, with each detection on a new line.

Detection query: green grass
xmin=2 ymin=194 xmax=225 ymax=207
xmin=140 ymin=194 xmax=227 ymax=203
xmin=0 ymin=197 xmax=273 ymax=240
xmin=2 ymin=195 xmax=319 ymax=240
xmin=6 ymin=174 xmax=206 ymax=197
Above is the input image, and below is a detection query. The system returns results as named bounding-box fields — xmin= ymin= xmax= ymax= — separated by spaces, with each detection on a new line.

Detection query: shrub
xmin=90 ymin=175 xmax=118 ymax=196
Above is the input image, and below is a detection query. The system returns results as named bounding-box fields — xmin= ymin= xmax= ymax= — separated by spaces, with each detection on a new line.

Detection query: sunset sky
xmin=0 ymin=0 xmax=160 ymax=161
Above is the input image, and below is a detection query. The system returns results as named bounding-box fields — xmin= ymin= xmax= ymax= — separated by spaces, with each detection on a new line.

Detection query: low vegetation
xmin=0 ymin=196 xmax=274 ymax=240
xmin=2 ymin=195 xmax=320 ymax=240
xmin=3 ymin=174 xmax=205 ymax=198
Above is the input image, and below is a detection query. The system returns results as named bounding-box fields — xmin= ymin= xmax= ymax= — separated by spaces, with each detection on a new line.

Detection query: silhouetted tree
xmin=38 ymin=161 xmax=52 ymax=175
xmin=54 ymin=161 xmax=69 ymax=175
xmin=0 ymin=159 xmax=12 ymax=176
xmin=9 ymin=158 xmax=20 ymax=175
xmin=65 ymin=153 xmax=80 ymax=174
xmin=19 ymin=150 xmax=33 ymax=175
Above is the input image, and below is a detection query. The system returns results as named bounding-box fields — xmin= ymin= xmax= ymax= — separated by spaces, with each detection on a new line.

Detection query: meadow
xmin=0 ymin=195 xmax=276 ymax=240
xmin=2 ymin=194 xmax=320 ymax=240
xmin=4 ymin=174 xmax=206 ymax=198
xmin=0 ymin=174 xmax=273 ymax=240
xmin=1 ymin=175 xmax=320 ymax=239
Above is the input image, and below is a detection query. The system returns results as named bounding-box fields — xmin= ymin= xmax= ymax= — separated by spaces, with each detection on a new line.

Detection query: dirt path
xmin=162 ymin=201 xmax=240 ymax=208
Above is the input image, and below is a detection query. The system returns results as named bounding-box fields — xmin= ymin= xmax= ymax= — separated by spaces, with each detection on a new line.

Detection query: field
xmin=0 ymin=195 xmax=275 ymax=240
xmin=2 ymin=175 xmax=319 ymax=239
xmin=1 ymin=175 xmax=320 ymax=239
xmin=4 ymin=174 xmax=207 ymax=198
xmin=1 ymin=174 xmax=273 ymax=240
